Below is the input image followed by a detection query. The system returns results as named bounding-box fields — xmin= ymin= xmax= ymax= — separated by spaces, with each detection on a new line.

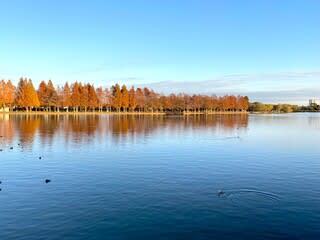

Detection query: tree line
xmin=249 ymin=102 xmax=320 ymax=113
xmin=0 ymin=78 xmax=249 ymax=113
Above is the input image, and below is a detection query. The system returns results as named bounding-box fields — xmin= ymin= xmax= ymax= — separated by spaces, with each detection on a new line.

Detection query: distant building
xmin=309 ymin=98 xmax=318 ymax=106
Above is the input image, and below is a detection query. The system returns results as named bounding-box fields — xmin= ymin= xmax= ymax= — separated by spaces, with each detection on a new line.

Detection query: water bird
xmin=0 ymin=181 xmax=2 ymax=184
xmin=0 ymin=149 xmax=3 ymax=151
xmin=39 ymin=156 xmax=42 ymax=160
xmin=217 ymin=189 xmax=225 ymax=196
xmin=45 ymin=179 xmax=51 ymax=184
xmin=10 ymin=147 xmax=13 ymax=150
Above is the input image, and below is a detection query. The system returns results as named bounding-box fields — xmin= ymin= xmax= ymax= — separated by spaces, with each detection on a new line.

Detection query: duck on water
xmin=217 ymin=189 xmax=225 ymax=196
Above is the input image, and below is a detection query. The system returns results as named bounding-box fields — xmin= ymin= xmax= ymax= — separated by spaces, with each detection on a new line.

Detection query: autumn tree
xmin=70 ymin=82 xmax=82 ymax=111
xmin=237 ymin=96 xmax=249 ymax=111
xmin=56 ymin=85 xmax=64 ymax=108
xmin=15 ymin=78 xmax=40 ymax=111
xmin=105 ymin=88 xmax=113 ymax=111
xmin=5 ymin=80 xmax=15 ymax=108
xmin=37 ymin=80 xmax=58 ymax=110
xmin=0 ymin=80 xmax=15 ymax=110
xmin=128 ymin=86 xmax=136 ymax=111
xmin=0 ymin=80 xmax=5 ymax=108
xmin=62 ymin=82 xmax=71 ymax=108
xmin=111 ymin=84 xmax=121 ymax=111
xmin=135 ymin=88 xmax=145 ymax=112
xmin=96 ymin=87 xmax=105 ymax=111
xmin=46 ymin=80 xmax=58 ymax=109
xmin=37 ymin=81 xmax=48 ymax=108
xmin=87 ymin=84 xmax=99 ymax=110
xmin=121 ymin=85 xmax=129 ymax=111
xmin=79 ymin=83 xmax=88 ymax=111
xmin=148 ymin=90 xmax=160 ymax=112
xmin=209 ymin=95 xmax=218 ymax=112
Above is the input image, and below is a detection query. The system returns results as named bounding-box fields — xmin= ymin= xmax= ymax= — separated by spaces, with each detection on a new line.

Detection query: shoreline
xmin=0 ymin=111 xmax=248 ymax=116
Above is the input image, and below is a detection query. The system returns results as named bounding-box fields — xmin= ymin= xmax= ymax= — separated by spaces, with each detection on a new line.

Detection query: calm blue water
xmin=0 ymin=113 xmax=319 ymax=240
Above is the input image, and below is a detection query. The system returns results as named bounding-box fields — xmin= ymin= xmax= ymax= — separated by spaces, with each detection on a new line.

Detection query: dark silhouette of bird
xmin=10 ymin=147 xmax=13 ymax=150
xmin=45 ymin=179 xmax=51 ymax=184
xmin=0 ymin=181 xmax=2 ymax=184
xmin=217 ymin=189 xmax=225 ymax=196
xmin=0 ymin=149 xmax=3 ymax=152
xmin=39 ymin=156 xmax=42 ymax=160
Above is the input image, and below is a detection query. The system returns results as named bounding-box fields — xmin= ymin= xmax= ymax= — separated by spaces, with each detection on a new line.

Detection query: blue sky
xmin=0 ymin=0 xmax=320 ymax=104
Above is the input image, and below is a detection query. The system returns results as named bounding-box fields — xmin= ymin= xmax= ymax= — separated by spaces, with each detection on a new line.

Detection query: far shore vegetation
xmin=249 ymin=102 xmax=320 ymax=113
xmin=0 ymin=78 xmax=249 ymax=114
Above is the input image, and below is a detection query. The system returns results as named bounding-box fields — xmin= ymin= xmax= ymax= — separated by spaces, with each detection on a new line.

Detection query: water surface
xmin=0 ymin=113 xmax=319 ymax=239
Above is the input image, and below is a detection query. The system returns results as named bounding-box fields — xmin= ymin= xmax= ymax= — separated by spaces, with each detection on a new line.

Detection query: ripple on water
xmin=219 ymin=189 xmax=281 ymax=208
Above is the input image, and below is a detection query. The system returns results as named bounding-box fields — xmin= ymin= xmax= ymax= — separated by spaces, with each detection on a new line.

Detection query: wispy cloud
xmin=137 ymin=71 xmax=320 ymax=104
xmin=219 ymin=71 xmax=320 ymax=80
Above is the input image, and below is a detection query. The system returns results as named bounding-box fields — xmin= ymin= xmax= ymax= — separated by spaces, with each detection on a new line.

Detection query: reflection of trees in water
xmin=0 ymin=114 xmax=15 ymax=146
xmin=109 ymin=114 xmax=248 ymax=134
xmin=2 ymin=114 xmax=248 ymax=146
xmin=38 ymin=115 xmax=59 ymax=145
xmin=14 ymin=115 xmax=41 ymax=146
xmin=108 ymin=115 xmax=165 ymax=136
xmin=62 ymin=115 xmax=100 ymax=144
xmin=308 ymin=116 xmax=320 ymax=129
xmin=182 ymin=114 xmax=248 ymax=131
xmin=103 ymin=114 xmax=248 ymax=143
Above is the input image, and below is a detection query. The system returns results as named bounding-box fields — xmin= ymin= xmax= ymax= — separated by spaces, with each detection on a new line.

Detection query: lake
xmin=0 ymin=113 xmax=319 ymax=239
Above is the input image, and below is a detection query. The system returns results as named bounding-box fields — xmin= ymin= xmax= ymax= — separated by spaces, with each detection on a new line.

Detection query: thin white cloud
xmin=137 ymin=71 xmax=320 ymax=104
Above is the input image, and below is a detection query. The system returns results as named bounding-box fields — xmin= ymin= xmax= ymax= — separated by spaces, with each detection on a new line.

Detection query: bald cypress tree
xmin=79 ymin=83 xmax=88 ymax=111
xmin=111 ymin=84 xmax=121 ymax=112
xmin=96 ymin=87 xmax=105 ymax=112
xmin=0 ymin=80 xmax=5 ymax=109
xmin=63 ymin=82 xmax=71 ymax=109
xmin=47 ymin=80 xmax=58 ymax=110
xmin=15 ymin=78 xmax=27 ymax=108
xmin=26 ymin=79 xmax=40 ymax=110
xmin=71 ymin=82 xmax=81 ymax=111
xmin=87 ymin=84 xmax=98 ymax=111
xmin=37 ymin=81 xmax=48 ymax=108
xmin=128 ymin=86 xmax=136 ymax=112
xmin=121 ymin=85 xmax=129 ymax=112
xmin=16 ymin=78 xmax=39 ymax=111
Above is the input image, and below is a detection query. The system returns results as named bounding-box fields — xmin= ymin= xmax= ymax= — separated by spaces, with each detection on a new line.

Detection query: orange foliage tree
xmin=15 ymin=78 xmax=40 ymax=110
xmin=1 ymin=78 xmax=250 ymax=112
xmin=111 ymin=84 xmax=121 ymax=111
xmin=121 ymin=85 xmax=129 ymax=112
xmin=0 ymin=80 xmax=15 ymax=110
